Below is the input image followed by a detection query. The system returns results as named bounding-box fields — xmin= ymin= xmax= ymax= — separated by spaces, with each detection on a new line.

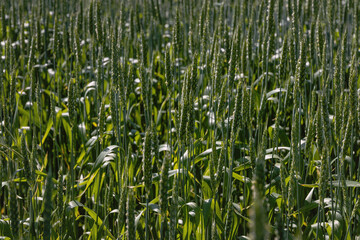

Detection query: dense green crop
xmin=0 ymin=0 xmax=360 ymax=239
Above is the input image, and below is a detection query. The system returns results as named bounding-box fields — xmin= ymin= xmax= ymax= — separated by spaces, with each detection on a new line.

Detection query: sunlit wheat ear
xmin=309 ymin=19 xmax=316 ymax=60
xmin=316 ymin=13 xmax=324 ymax=62
xmin=172 ymin=9 xmax=181 ymax=55
xmin=27 ymin=37 xmax=35 ymax=71
xmin=140 ymin=31 xmax=148 ymax=67
xmin=127 ymin=188 xmax=136 ymax=240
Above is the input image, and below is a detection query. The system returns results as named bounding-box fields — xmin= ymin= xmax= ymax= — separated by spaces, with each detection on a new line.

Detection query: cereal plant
xmin=0 ymin=0 xmax=360 ymax=239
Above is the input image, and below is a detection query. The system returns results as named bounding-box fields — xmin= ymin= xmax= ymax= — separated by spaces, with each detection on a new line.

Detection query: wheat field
xmin=0 ymin=0 xmax=360 ymax=239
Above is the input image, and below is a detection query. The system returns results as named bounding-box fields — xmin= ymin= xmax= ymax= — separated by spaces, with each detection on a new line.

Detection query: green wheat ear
xmin=224 ymin=194 xmax=233 ymax=239
xmin=349 ymin=53 xmax=358 ymax=124
xmin=151 ymin=124 xmax=160 ymax=169
xmin=127 ymin=188 xmax=136 ymax=240
xmin=98 ymin=98 xmax=106 ymax=144
xmin=217 ymin=78 xmax=228 ymax=118
xmin=319 ymin=142 xmax=329 ymax=208
xmin=118 ymin=175 xmax=128 ymax=232
xmin=68 ymin=78 xmax=77 ymax=128
xmin=143 ymin=128 xmax=152 ymax=197
xmin=21 ymin=132 xmax=32 ymax=183
xmin=186 ymin=90 xmax=195 ymax=145
xmin=230 ymin=80 xmax=243 ymax=144
xmin=95 ymin=0 xmax=102 ymax=44
xmin=43 ymin=170 xmax=53 ymax=240
xmin=179 ymin=76 xmax=189 ymax=144
xmin=165 ymin=44 xmax=173 ymax=92
xmin=110 ymin=86 xmax=119 ymax=140
xmin=10 ymin=182 xmax=19 ymax=239
xmin=159 ymin=151 xmax=170 ymax=239
xmin=209 ymin=136 xmax=216 ymax=192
